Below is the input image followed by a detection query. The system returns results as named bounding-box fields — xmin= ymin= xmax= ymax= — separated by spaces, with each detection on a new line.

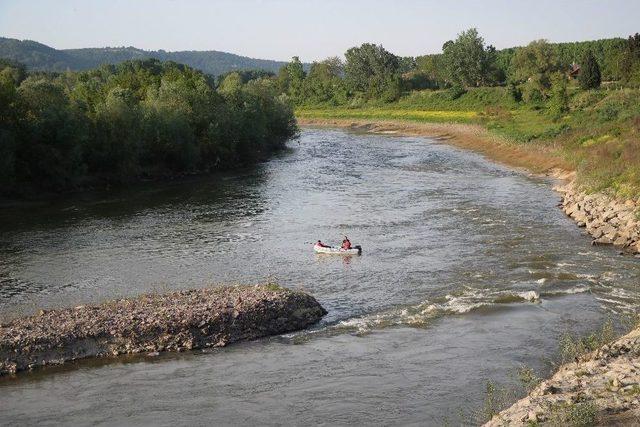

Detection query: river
xmin=1 ymin=127 xmax=639 ymax=425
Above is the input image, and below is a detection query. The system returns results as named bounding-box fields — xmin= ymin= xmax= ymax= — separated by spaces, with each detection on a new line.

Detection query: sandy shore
xmin=0 ymin=284 xmax=326 ymax=375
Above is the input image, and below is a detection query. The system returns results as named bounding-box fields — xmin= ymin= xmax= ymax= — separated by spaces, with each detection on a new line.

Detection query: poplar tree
xmin=579 ymin=50 xmax=601 ymax=90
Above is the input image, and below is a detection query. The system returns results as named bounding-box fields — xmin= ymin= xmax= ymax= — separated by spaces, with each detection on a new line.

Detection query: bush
xmin=557 ymin=318 xmax=616 ymax=365
xmin=507 ymin=80 xmax=522 ymax=102
xmin=547 ymin=401 xmax=598 ymax=426
xmin=569 ymin=90 xmax=606 ymax=110
xmin=447 ymin=84 xmax=467 ymax=100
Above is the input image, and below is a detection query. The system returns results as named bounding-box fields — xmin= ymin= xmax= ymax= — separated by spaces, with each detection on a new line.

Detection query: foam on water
xmin=329 ymin=287 xmax=543 ymax=334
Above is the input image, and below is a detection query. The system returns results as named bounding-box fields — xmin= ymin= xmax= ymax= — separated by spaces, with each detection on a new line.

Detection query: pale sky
xmin=1 ymin=0 xmax=638 ymax=62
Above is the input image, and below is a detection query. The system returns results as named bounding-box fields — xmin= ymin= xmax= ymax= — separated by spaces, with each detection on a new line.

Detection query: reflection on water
xmin=1 ymin=128 xmax=639 ymax=424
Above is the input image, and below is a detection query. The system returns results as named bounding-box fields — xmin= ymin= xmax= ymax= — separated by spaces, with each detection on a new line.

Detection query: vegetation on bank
xmin=476 ymin=316 xmax=636 ymax=426
xmin=281 ymin=30 xmax=640 ymax=199
xmin=0 ymin=58 xmax=297 ymax=196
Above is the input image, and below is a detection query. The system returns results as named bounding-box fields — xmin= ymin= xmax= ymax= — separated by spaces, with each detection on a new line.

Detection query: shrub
xmin=547 ymin=401 xmax=598 ymax=426
xmin=579 ymin=50 xmax=602 ymax=90
xmin=447 ymin=84 xmax=467 ymax=100
xmin=507 ymin=80 xmax=522 ymax=102
xmin=557 ymin=318 xmax=616 ymax=365
xmin=569 ymin=90 xmax=606 ymax=110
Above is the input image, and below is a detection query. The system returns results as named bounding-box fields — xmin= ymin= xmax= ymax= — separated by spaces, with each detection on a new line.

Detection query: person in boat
xmin=316 ymin=240 xmax=329 ymax=248
xmin=341 ymin=236 xmax=352 ymax=250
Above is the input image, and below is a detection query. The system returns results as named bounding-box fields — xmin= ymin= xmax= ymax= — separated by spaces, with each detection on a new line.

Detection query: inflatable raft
xmin=314 ymin=244 xmax=362 ymax=255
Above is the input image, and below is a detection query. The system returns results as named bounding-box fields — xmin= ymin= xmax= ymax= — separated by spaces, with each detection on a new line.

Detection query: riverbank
xmin=557 ymin=181 xmax=640 ymax=253
xmin=299 ymin=117 xmax=640 ymax=254
xmin=484 ymin=326 xmax=640 ymax=426
xmin=0 ymin=284 xmax=326 ymax=375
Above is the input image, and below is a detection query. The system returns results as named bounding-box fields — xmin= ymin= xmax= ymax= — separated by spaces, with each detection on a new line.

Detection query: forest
xmin=273 ymin=30 xmax=640 ymax=107
xmin=0 ymin=58 xmax=297 ymax=196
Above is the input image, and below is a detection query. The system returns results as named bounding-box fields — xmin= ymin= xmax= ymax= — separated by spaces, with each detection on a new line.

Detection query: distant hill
xmin=0 ymin=37 xmax=298 ymax=76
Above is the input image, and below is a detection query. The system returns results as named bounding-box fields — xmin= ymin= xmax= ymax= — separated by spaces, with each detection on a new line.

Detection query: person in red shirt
xmin=341 ymin=236 xmax=352 ymax=250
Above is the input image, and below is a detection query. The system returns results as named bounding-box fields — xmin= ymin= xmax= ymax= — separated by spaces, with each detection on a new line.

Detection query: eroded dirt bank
xmin=0 ymin=284 xmax=326 ymax=375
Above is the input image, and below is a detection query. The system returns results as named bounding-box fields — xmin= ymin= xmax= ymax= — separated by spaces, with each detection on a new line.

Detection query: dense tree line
xmin=0 ymin=58 xmax=297 ymax=195
xmin=275 ymin=30 xmax=640 ymax=107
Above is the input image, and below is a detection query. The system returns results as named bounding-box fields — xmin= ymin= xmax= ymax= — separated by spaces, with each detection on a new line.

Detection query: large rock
xmin=0 ymin=284 xmax=327 ymax=375
xmin=558 ymin=181 xmax=640 ymax=253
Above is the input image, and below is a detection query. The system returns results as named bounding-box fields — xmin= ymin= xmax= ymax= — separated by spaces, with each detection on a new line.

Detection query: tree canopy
xmin=0 ymin=59 xmax=297 ymax=196
xmin=344 ymin=43 xmax=400 ymax=100
xmin=579 ymin=50 xmax=602 ymax=89
xmin=441 ymin=28 xmax=498 ymax=87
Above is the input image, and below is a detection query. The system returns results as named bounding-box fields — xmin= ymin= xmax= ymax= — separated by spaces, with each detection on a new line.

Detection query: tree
xmin=277 ymin=56 xmax=306 ymax=102
xmin=15 ymin=79 xmax=87 ymax=190
xmin=441 ymin=28 xmax=497 ymax=87
xmin=0 ymin=59 xmax=298 ymax=195
xmin=344 ymin=43 xmax=399 ymax=99
xmin=303 ymin=57 xmax=348 ymax=105
xmin=510 ymin=40 xmax=559 ymax=102
xmin=549 ymin=72 xmax=569 ymax=118
xmin=620 ymin=33 xmax=640 ymax=82
xmin=218 ymin=72 xmax=244 ymax=94
xmin=510 ymin=39 xmax=559 ymax=83
xmin=579 ymin=50 xmax=601 ymax=89
xmin=415 ymin=54 xmax=448 ymax=88
xmin=398 ymin=56 xmax=416 ymax=74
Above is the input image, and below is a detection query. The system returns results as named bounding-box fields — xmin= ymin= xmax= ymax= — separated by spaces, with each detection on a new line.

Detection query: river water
xmin=1 ymin=128 xmax=639 ymax=425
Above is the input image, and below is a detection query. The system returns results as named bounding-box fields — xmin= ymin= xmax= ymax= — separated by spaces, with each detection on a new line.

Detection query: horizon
xmin=0 ymin=31 xmax=634 ymax=63
xmin=1 ymin=0 xmax=638 ymax=62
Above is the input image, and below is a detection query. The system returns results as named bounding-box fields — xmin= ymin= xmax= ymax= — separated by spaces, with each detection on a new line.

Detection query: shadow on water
xmin=0 ymin=166 xmax=271 ymax=233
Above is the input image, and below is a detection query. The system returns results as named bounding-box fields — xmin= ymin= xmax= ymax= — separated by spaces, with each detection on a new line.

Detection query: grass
xmin=263 ymin=283 xmax=285 ymax=292
xmin=546 ymin=401 xmax=598 ymax=426
xmin=296 ymin=108 xmax=477 ymax=124
xmin=297 ymin=86 xmax=640 ymax=199
xmin=556 ymin=318 xmax=617 ymax=365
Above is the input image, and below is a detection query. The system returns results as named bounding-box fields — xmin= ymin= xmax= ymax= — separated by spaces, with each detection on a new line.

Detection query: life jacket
xmin=342 ymin=240 xmax=351 ymax=249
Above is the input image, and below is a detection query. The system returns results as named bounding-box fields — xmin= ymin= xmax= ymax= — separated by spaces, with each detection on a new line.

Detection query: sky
xmin=1 ymin=0 xmax=638 ymax=62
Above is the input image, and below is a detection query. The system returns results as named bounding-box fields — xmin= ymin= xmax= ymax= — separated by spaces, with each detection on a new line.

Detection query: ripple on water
xmin=0 ymin=127 xmax=639 ymax=424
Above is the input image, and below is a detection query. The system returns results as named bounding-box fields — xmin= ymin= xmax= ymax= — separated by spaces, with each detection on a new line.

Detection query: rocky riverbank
xmin=484 ymin=326 xmax=640 ymax=426
xmin=556 ymin=179 xmax=640 ymax=253
xmin=0 ymin=284 xmax=327 ymax=375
